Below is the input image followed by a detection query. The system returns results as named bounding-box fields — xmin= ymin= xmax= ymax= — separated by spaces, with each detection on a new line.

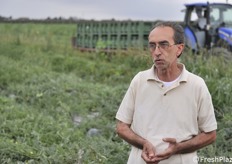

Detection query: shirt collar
xmin=147 ymin=63 xmax=188 ymax=83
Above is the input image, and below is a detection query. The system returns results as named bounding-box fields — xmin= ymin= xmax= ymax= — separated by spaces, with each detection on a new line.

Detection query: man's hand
xmin=141 ymin=140 xmax=159 ymax=164
xmin=141 ymin=131 xmax=216 ymax=163
xmin=154 ymin=138 xmax=178 ymax=161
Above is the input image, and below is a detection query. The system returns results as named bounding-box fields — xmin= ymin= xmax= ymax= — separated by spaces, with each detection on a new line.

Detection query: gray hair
xmin=151 ymin=21 xmax=185 ymax=45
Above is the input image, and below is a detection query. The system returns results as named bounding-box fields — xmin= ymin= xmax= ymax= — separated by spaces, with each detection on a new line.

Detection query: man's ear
xmin=177 ymin=44 xmax=184 ymax=57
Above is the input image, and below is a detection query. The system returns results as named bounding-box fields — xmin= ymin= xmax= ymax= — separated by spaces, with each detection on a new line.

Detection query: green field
xmin=0 ymin=23 xmax=232 ymax=164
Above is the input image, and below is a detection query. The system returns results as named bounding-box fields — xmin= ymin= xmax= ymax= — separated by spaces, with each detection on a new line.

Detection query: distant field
xmin=0 ymin=23 xmax=231 ymax=163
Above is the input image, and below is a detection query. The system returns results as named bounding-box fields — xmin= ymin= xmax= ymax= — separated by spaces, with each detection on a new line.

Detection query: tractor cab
xmin=183 ymin=2 xmax=232 ymax=52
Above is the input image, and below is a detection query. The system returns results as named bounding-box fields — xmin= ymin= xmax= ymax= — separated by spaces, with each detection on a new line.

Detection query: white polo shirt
xmin=116 ymin=63 xmax=217 ymax=164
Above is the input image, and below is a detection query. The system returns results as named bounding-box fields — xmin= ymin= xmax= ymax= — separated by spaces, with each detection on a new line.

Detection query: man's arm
xmin=154 ymin=130 xmax=216 ymax=161
xmin=116 ymin=120 xmax=145 ymax=149
xmin=116 ymin=120 xmax=158 ymax=162
xmin=176 ymin=130 xmax=216 ymax=154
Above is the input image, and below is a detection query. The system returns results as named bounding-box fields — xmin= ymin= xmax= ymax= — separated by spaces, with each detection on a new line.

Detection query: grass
xmin=0 ymin=23 xmax=232 ymax=163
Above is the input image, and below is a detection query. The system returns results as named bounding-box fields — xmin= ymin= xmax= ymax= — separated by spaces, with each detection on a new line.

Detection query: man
xmin=115 ymin=21 xmax=217 ymax=164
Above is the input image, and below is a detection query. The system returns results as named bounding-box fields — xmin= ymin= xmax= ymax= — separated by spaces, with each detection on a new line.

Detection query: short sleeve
xmin=115 ymin=73 xmax=140 ymax=124
xmin=197 ymin=81 xmax=217 ymax=132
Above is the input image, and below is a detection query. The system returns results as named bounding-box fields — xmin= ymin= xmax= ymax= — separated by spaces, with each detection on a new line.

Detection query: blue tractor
xmin=183 ymin=2 xmax=232 ymax=53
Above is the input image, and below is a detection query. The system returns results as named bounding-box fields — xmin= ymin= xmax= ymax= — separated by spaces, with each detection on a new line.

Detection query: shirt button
xmin=161 ymin=84 xmax=164 ymax=87
xmin=164 ymin=93 xmax=167 ymax=96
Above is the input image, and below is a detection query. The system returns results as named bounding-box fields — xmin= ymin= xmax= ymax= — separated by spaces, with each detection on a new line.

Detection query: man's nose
xmin=152 ymin=46 xmax=161 ymax=56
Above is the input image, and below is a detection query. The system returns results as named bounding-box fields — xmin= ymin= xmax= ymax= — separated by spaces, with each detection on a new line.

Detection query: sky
xmin=1 ymin=0 xmax=231 ymax=21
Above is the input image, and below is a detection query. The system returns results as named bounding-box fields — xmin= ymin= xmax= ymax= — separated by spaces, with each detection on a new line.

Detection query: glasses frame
xmin=148 ymin=41 xmax=178 ymax=51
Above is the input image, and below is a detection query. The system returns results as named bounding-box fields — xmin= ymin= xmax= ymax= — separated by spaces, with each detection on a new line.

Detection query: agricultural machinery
xmin=74 ymin=2 xmax=232 ymax=54
xmin=183 ymin=2 xmax=232 ymax=52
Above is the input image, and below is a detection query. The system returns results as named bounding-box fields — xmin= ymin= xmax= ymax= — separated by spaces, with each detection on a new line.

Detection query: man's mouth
xmin=155 ymin=59 xmax=163 ymax=62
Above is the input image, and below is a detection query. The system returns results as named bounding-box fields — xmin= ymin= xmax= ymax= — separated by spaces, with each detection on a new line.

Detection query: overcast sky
xmin=1 ymin=0 xmax=230 ymax=21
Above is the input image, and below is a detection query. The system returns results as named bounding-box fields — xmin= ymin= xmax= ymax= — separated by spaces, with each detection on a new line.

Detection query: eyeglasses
xmin=148 ymin=42 xmax=177 ymax=51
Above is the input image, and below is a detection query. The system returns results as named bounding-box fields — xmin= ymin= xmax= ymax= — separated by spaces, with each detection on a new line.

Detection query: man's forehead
xmin=150 ymin=26 xmax=174 ymax=35
xmin=149 ymin=27 xmax=174 ymax=42
xmin=149 ymin=40 xmax=169 ymax=44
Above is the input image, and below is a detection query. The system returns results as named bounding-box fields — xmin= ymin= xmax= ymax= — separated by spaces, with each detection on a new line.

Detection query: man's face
xmin=148 ymin=26 xmax=183 ymax=70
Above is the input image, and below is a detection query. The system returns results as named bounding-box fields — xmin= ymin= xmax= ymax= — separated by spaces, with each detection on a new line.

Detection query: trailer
xmin=74 ymin=20 xmax=157 ymax=52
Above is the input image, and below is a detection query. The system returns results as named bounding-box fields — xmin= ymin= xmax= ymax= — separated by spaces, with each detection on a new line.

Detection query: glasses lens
xmin=149 ymin=43 xmax=156 ymax=50
xmin=149 ymin=42 xmax=174 ymax=51
xmin=159 ymin=43 xmax=169 ymax=50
